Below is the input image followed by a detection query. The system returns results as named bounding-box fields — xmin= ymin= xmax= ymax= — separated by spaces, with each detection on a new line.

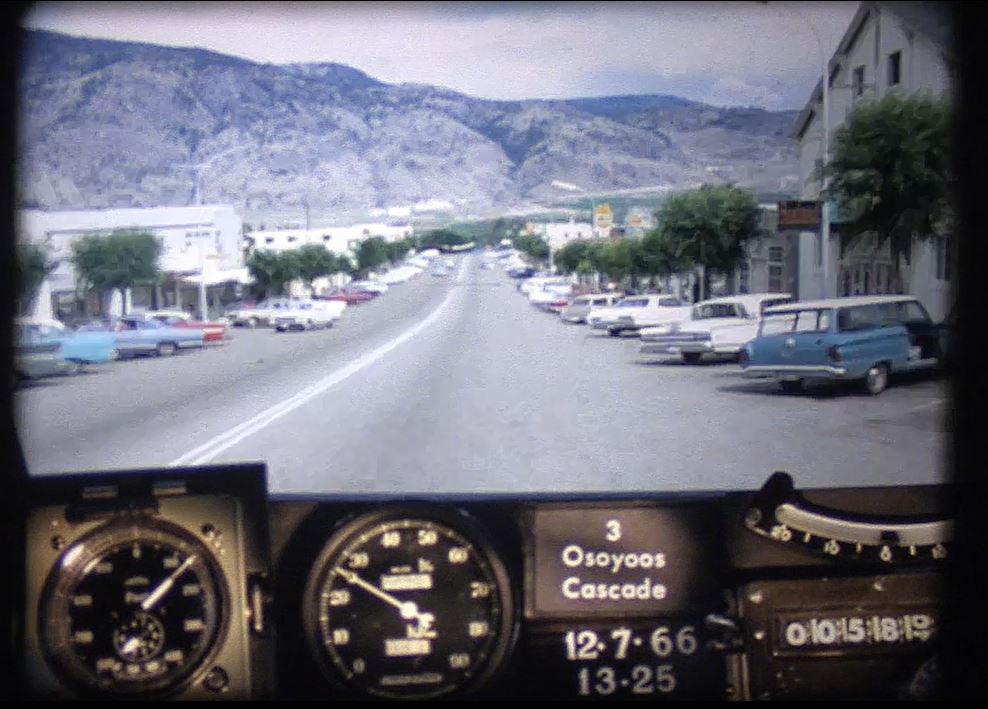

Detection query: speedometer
xmin=302 ymin=508 xmax=516 ymax=699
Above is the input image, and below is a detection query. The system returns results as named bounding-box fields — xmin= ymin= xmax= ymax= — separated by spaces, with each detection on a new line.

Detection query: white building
xmin=18 ymin=205 xmax=245 ymax=321
xmin=248 ymin=222 xmax=414 ymax=256
xmin=790 ymin=1 xmax=954 ymax=319
xmin=523 ymin=219 xmax=597 ymax=252
xmin=245 ymin=222 xmax=415 ymax=296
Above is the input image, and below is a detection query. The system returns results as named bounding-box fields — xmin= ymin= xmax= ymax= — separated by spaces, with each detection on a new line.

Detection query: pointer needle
xmin=334 ymin=567 xmax=421 ymax=620
xmin=142 ymin=555 xmax=197 ymax=611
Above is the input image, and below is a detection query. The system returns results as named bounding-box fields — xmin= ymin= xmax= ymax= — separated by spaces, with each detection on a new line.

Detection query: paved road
xmin=16 ymin=254 xmax=949 ymax=494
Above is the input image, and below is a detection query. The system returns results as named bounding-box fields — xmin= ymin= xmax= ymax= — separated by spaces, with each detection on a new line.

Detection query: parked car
xmin=14 ymin=322 xmax=68 ymax=381
xmin=143 ymin=309 xmax=228 ymax=342
xmin=560 ymin=293 xmax=624 ymax=323
xmin=589 ymin=295 xmax=691 ymax=336
xmin=112 ymin=316 xmax=206 ymax=357
xmin=16 ymin=318 xmax=117 ymax=375
xmin=378 ymin=266 xmax=420 ymax=284
xmin=528 ymin=284 xmax=573 ymax=310
xmin=520 ymin=275 xmax=570 ymax=295
xmin=350 ymin=280 xmax=389 ymax=295
xmin=318 ymin=289 xmax=377 ymax=305
xmin=273 ymin=300 xmax=347 ymax=331
xmin=228 ymin=298 xmax=303 ymax=328
xmin=739 ymin=295 xmax=946 ymax=395
xmin=639 ymin=293 xmax=793 ymax=363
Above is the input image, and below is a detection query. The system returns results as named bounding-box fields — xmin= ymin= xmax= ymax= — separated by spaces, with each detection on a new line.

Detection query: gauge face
xmin=304 ymin=510 xmax=515 ymax=699
xmin=39 ymin=519 xmax=227 ymax=697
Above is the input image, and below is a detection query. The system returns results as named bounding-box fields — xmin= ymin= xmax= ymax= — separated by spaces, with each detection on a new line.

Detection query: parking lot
xmin=15 ymin=254 xmax=950 ymax=493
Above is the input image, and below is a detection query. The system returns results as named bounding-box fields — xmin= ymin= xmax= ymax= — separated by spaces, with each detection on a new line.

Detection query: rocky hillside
xmin=17 ymin=29 xmax=800 ymax=221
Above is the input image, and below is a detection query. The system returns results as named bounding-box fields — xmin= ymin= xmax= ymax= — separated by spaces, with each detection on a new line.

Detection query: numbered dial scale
xmin=38 ymin=518 xmax=228 ymax=697
xmin=744 ymin=472 xmax=952 ymax=565
xmin=302 ymin=508 xmax=516 ymax=699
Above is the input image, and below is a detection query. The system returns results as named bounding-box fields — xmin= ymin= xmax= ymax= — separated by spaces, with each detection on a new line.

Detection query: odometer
xmin=303 ymin=509 xmax=515 ymax=699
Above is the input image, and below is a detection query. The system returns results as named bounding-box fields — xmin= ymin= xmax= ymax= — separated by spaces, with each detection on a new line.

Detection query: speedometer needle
xmin=333 ymin=567 xmax=423 ymax=621
xmin=141 ymin=555 xmax=197 ymax=611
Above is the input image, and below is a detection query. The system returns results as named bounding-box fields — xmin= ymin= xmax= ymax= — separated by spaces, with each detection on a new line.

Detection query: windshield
xmin=12 ymin=1 xmax=950 ymax=500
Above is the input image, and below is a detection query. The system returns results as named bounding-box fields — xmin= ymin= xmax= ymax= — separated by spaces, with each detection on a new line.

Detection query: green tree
xmin=356 ymin=236 xmax=390 ymax=278
xmin=16 ymin=243 xmax=57 ymax=315
xmin=825 ymin=92 xmax=951 ymax=281
xmin=658 ymin=184 xmax=761 ymax=300
xmin=385 ymin=237 xmax=417 ymax=264
xmin=418 ymin=229 xmax=472 ymax=251
xmin=294 ymin=244 xmax=345 ymax=293
xmin=71 ymin=230 xmax=162 ymax=315
xmin=553 ymin=240 xmax=593 ymax=275
xmin=512 ymin=233 xmax=550 ymax=266
xmin=640 ymin=228 xmax=689 ymax=287
xmin=246 ymin=250 xmax=300 ymax=298
xmin=588 ymin=240 xmax=646 ymax=289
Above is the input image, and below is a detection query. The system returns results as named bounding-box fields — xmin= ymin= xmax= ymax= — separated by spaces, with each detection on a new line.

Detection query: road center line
xmin=168 ymin=258 xmax=468 ymax=467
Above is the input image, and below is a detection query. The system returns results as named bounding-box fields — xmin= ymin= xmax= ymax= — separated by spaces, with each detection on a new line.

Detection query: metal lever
xmin=705 ymin=613 xmax=744 ymax=652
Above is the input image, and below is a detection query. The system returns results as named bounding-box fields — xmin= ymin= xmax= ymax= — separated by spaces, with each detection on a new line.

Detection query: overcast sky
xmin=22 ymin=1 xmax=861 ymax=110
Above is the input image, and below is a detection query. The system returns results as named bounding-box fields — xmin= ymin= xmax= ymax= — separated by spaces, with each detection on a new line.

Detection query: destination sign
xmin=526 ymin=505 xmax=722 ymax=617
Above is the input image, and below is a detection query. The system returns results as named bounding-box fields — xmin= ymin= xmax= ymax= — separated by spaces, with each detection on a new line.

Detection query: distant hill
xmin=17 ymin=29 xmax=800 ymax=222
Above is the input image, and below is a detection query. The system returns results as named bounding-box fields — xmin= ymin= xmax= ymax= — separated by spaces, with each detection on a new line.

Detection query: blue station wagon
xmin=739 ymin=295 xmax=946 ymax=395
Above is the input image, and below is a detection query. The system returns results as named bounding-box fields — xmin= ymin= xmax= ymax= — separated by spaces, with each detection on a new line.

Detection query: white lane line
xmin=168 ymin=257 xmax=469 ymax=467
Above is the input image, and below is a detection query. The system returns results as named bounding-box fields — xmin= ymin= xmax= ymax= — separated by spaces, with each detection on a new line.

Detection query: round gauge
xmin=39 ymin=518 xmax=228 ymax=697
xmin=303 ymin=508 xmax=516 ymax=699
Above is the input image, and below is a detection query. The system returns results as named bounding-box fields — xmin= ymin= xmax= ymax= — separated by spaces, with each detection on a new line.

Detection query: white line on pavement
xmin=167 ymin=257 xmax=469 ymax=467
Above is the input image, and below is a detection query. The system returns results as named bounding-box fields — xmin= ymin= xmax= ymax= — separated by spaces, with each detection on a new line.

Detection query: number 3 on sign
xmin=606 ymin=520 xmax=621 ymax=542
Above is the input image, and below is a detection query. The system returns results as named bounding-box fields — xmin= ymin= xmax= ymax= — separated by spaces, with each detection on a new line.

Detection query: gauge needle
xmin=121 ymin=636 xmax=141 ymax=655
xmin=334 ymin=567 xmax=423 ymax=621
xmin=141 ymin=555 xmax=197 ymax=611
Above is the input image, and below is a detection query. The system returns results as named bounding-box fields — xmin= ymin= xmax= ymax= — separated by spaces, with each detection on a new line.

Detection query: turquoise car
xmin=739 ymin=295 xmax=946 ymax=395
xmin=15 ymin=319 xmax=117 ymax=375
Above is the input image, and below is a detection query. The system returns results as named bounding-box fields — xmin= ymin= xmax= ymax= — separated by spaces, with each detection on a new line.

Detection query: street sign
xmin=778 ymin=201 xmax=821 ymax=229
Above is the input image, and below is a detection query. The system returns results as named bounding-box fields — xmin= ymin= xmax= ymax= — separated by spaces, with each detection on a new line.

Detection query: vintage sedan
xmin=14 ymin=322 xmax=68 ymax=381
xmin=318 ymin=289 xmax=377 ymax=305
xmin=639 ymin=293 xmax=793 ymax=363
xmin=739 ymin=295 xmax=945 ymax=395
xmin=16 ymin=318 xmax=118 ymax=374
xmin=588 ymin=295 xmax=691 ymax=336
xmin=273 ymin=300 xmax=347 ymax=331
xmin=111 ymin=317 xmax=205 ymax=357
xmin=560 ymin=293 xmax=624 ymax=324
xmin=227 ymin=298 xmax=304 ymax=328
xmin=143 ymin=310 xmax=228 ymax=342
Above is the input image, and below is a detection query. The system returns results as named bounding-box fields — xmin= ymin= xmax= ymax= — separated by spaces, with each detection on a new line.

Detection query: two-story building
xmin=18 ymin=205 xmax=246 ymax=322
xmin=789 ymin=1 xmax=954 ymax=319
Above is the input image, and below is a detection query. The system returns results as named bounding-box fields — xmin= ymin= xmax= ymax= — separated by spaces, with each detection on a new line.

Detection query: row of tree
xmin=515 ymin=183 xmax=762 ymax=297
xmin=245 ymin=229 xmax=474 ymax=297
xmin=513 ymin=93 xmax=951 ymax=298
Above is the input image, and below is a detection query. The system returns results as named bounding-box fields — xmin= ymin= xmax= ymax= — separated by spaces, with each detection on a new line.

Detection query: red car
xmin=144 ymin=310 xmax=228 ymax=342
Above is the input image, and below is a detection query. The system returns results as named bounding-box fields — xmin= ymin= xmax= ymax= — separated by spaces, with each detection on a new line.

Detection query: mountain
xmin=17 ymin=29 xmax=800 ymax=222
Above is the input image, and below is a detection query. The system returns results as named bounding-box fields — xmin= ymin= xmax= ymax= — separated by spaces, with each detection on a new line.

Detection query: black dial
xmin=303 ymin=509 xmax=515 ymax=699
xmin=39 ymin=519 xmax=228 ymax=697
